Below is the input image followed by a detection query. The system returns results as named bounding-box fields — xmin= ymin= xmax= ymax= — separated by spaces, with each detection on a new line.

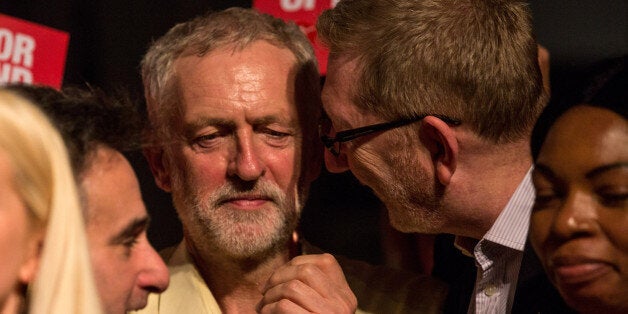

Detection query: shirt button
xmin=484 ymin=285 xmax=498 ymax=297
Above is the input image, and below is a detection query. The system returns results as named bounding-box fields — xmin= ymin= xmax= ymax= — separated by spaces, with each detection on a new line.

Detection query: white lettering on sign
xmin=0 ymin=29 xmax=13 ymax=61
xmin=330 ymin=0 xmax=340 ymax=7
xmin=0 ymin=28 xmax=35 ymax=67
xmin=13 ymin=33 xmax=35 ymax=67
xmin=0 ymin=28 xmax=35 ymax=84
xmin=280 ymin=0 xmax=315 ymax=12
xmin=0 ymin=62 xmax=33 ymax=84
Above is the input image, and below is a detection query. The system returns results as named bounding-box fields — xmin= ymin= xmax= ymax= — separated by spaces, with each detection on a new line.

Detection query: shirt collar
xmin=482 ymin=167 xmax=535 ymax=251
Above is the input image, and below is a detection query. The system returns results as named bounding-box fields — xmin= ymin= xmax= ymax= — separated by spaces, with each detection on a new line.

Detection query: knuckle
xmin=285 ymin=279 xmax=303 ymax=291
xmin=276 ymin=299 xmax=294 ymax=311
xmin=319 ymin=253 xmax=336 ymax=266
xmin=296 ymin=263 xmax=318 ymax=277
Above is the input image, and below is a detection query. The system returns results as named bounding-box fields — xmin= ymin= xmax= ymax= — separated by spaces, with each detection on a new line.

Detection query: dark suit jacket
xmin=432 ymin=234 xmax=576 ymax=314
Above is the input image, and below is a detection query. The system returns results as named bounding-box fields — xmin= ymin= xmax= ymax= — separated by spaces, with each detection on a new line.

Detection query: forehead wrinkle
xmin=233 ymin=64 xmax=266 ymax=103
xmin=177 ymin=60 xmax=265 ymax=106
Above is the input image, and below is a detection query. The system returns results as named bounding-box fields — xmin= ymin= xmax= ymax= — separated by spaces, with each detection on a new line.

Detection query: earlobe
xmin=143 ymin=147 xmax=173 ymax=192
xmin=419 ymin=116 xmax=458 ymax=185
xmin=19 ymin=231 xmax=44 ymax=284
xmin=323 ymin=149 xmax=350 ymax=174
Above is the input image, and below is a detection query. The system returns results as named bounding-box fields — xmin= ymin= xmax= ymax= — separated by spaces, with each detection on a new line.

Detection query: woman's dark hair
xmin=531 ymin=55 xmax=627 ymax=160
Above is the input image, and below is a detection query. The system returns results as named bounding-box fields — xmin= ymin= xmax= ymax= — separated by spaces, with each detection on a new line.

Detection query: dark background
xmin=2 ymin=0 xmax=626 ymax=267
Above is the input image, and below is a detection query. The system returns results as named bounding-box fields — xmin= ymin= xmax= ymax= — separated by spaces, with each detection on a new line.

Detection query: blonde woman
xmin=0 ymin=89 xmax=102 ymax=314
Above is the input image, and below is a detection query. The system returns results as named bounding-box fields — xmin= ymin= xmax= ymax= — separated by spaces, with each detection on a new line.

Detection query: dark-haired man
xmin=8 ymin=85 xmax=169 ymax=314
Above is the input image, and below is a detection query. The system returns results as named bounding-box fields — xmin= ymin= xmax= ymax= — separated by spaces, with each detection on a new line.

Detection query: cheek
xmin=90 ymin=248 xmax=122 ymax=301
xmin=529 ymin=211 xmax=552 ymax=257
xmin=180 ymin=153 xmax=227 ymax=188
xmin=265 ymin=148 xmax=299 ymax=191
xmin=0 ymin=212 xmax=37 ymax=298
xmin=90 ymin=246 xmax=138 ymax=306
xmin=349 ymin=143 xmax=402 ymax=186
xmin=599 ymin=214 xmax=628 ymax=266
xmin=0 ymin=229 xmax=28 ymax=300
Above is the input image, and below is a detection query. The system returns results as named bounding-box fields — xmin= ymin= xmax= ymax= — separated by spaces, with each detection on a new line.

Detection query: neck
xmin=185 ymin=236 xmax=298 ymax=313
xmin=445 ymin=135 xmax=532 ymax=239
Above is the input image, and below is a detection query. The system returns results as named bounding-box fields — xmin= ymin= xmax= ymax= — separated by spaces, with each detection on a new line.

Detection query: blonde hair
xmin=0 ymin=90 xmax=102 ymax=314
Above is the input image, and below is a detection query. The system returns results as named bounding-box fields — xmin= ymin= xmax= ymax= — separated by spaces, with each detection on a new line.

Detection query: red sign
xmin=253 ymin=0 xmax=337 ymax=75
xmin=0 ymin=14 xmax=70 ymax=88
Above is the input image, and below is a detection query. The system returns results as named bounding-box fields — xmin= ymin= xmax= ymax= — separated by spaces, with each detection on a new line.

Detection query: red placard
xmin=253 ymin=0 xmax=337 ymax=75
xmin=0 ymin=14 xmax=70 ymax=88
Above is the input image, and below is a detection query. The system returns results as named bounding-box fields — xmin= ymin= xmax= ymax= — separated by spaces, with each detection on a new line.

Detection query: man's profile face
xmin=159 ymin=40 xmax=303 ymax=259
xmin=321 ymin=55 xmax=443 ymax=233
xmin=82 ymin=146 xmax=169 ymax=314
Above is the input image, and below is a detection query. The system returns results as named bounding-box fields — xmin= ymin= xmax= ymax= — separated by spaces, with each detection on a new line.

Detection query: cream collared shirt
xmin=133 ymin=242 xmax=221 ymax=313
xmin=133 ymin=240 xmax=448 ymax=314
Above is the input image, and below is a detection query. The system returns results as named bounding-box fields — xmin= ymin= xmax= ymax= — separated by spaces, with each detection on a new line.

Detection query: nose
xmin=227 ymin=132 xmax=265 ymax=181
xmin=550 ymin=190 xmax=599 ymax=241
xmin=324 ymin=148 xmax=350 ymax=173
xmin=136 ymin=240 xmax=169 ymax=293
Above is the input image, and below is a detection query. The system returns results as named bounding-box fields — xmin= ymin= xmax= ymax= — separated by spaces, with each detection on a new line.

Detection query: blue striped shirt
xmin=464 ymin=168 xmax=535 ymax=313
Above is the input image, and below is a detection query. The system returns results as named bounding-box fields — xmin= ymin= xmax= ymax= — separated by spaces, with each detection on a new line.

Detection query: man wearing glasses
xmin=317 ymin=0 xmax=571 ymax=313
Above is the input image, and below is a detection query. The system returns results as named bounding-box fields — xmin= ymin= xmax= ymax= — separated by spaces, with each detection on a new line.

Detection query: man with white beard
xmin=135 ymin=7 xmax=359 ymax=314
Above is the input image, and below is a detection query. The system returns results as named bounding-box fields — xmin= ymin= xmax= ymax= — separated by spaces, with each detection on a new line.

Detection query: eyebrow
xmin=183 ymin=117 xmax=235 ymax=139
xmin=251 ymin=116 xmax=296 ymax=129
xmin=532 ymin=164 xmax=555 ymax=178
xmin=109 ymin=216 xmax=150 ymax=245
xmin=585 ymin=162 xmax=628 ymax=179
xmin=184 ymin=115 xmax=296 ymax=137
xmin=534 ymin=162 xmax=628 ymax=180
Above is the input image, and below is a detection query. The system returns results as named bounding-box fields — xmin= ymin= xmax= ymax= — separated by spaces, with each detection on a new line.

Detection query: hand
xmin=257 ymin=253 xmax=357 ymax=313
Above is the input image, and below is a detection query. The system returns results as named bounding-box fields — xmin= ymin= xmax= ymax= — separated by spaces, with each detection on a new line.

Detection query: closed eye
xmin=122 ymin=235 xmax=140 ymax=249
xmin=191 ymin=132 xmax=224 ymax=149
xmin=596 ymin=188 xmax=628 ymax=207
xmin=263 ymin=128 xmax=291 ymax=138
xmin=533 ymin=190 xmax=561 ymax=210
xmin=258 ymin=127 xmax=293 ymax=147
xmin=111 ymin=217 xmax=149 ymax=257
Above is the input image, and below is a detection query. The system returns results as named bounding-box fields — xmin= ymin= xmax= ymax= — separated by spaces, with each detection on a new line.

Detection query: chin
xmin=387 ymin=199 xmax=441 ymax=233
xmin=559 ymin=284 xmax=628 ymax=314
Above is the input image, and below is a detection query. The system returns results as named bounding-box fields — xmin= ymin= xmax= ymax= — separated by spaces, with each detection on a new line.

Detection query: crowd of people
xmin=0 ymin=1 xmax=625 ymax=313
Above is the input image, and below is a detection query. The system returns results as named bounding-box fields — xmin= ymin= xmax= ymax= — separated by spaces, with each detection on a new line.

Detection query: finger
xmin=259 ymin=279 xmax=321 ymax=312
xmin=262 ymin=259 xmax=357 ymax=312
xmin=260 ymin=279 xmax=356 ymax=314
xmin=257 ymin=298 xmax=311 ymax=314
xmin=287 ymin=254 xmax=344 ymax=276
xmin=264 ymin=254 xmax=347 ymax=291
xmin=264 ymin=260 xmax=334 ymax=297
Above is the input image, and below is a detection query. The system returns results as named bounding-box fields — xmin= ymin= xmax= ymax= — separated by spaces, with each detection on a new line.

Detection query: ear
xmin=537 ymin=44 xmax=551 ymax=95
xmin=18 ymin=231 xmax=44 ymax=285
xmin=143 ymin=147 xmax=173 ymax=192
xmin=323 ymin=149 xmax=350 ymax=174
xmin=419 ymin=116 xmax=459 ymax=185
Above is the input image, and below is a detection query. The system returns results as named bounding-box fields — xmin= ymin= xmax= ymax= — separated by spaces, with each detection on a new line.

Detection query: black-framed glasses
xmin=319 ymin=113 xmax=461 ymax=156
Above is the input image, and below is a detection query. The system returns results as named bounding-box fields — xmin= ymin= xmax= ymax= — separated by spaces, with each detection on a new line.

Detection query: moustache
xmin=212 ymin=180 xmax=285 ymax=207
